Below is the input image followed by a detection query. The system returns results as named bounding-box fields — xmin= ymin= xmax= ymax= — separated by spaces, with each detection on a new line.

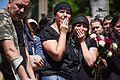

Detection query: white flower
xmin=90 ymin=33 xmax=97 ymax=38
xmin=98 ymin=40 xmax=105 ymax=47
xmin=112 ymin=42 xmax=118 ymax=50
xmin=107 ymin=51 xmax=112 ymax=57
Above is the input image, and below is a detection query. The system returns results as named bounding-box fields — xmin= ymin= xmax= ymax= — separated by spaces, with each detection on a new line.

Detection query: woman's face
xmin=113 ymin=21 xmax=120 ymax=37
xmin=74 ymin=23 xmax=88 ymax=36
xmin=55 ymin=10 xmax=71 ymax=25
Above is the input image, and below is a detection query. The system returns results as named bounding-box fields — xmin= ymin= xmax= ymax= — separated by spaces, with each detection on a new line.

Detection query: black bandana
xmin=54 ymin=2 xmax=72 ymax=16
xmin=72 ymin=16 xmax=89 ymax=31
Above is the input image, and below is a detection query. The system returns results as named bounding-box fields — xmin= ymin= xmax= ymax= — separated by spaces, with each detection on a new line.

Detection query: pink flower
xmin=105 ymin=37 xmax=112 ymax=44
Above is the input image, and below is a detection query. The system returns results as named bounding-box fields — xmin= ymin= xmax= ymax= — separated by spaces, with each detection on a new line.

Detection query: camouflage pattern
xmin=0 ymin=9 xmax=26 ymax=80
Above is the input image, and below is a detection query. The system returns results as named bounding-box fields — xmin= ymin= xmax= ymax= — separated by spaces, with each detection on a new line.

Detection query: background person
xmin=38 ymin=15 xmax=54 ymax=33
xmin=90 ymin=18 xmax=104 ymax=35
xmin=103 ymin=16 xmax=120 ymax=80
xmin=24 ymin=18 xmax=45 ymax=79
xmin=103 ymin=15 xmax=113 ymax=30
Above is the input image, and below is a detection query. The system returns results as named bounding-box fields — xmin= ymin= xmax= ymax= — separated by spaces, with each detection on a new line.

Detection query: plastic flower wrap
xmin=90 ymin=34 xmax=118 ymax=80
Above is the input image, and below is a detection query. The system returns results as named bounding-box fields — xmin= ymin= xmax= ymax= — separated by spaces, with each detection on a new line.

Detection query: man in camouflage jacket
xmin=0 ymin=0 xmax=36 ymax=80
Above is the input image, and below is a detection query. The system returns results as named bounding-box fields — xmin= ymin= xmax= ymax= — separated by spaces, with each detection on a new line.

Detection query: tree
xmin=109 ymin=0 xmax=120 ymax=16
xmin=90 ymin=0 xmax=109 ymax=20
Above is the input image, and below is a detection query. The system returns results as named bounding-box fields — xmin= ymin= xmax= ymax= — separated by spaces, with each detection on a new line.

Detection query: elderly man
xmin=0 ymin=0 xmax=36 ymax=80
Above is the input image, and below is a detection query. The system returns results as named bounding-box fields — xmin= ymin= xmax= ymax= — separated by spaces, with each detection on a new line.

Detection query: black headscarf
xmin=54 ymin=2 xmax=72 ymax=16
xmin=72 ymin=15 xmax=89 ymax=32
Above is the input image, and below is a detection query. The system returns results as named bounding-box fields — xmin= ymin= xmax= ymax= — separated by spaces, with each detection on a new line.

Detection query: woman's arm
xmin=81 ymin=41 xmax=98 ymax=67
xmin=42 ymin=21 xmax=68 ymax=61
xmin=76 ymin=27 xmax=98 ymax=67
xmin=42 ymin=32 xmax=67 ymax=61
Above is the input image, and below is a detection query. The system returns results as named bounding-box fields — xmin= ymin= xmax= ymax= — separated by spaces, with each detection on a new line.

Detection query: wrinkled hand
xmin=76 ymin=27 xmax=86 ymax=42
xmin=60 ymin=18 xmax=69 ymax=34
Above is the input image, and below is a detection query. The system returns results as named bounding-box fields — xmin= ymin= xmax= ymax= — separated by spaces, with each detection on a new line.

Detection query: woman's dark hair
xmin=38 ymin=15 xmax=54 ymax=33
xmin=72 ymin=15 xmax=89 ymax=31
xmin=54 ymin=2 xmax=72 ymax=16
xmin=71 ymin=15 xmax=90 ymax=38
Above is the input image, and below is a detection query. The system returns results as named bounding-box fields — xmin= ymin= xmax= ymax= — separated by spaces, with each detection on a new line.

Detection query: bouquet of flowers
xmin=90 ymin=33 xmax=118 ymax=80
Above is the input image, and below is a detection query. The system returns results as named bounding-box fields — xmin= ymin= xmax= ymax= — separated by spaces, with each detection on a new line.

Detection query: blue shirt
xmin=24 ymin=24 xmax=45 ymax=61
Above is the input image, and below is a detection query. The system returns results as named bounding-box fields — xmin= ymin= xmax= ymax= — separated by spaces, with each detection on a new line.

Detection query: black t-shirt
xmin=67 ymin=37 xmax=97 ymax=80
xmin=104 ymin=30 xmax=120 ymax=80
xmin=39 ymin=26 xmax=73 ymax=79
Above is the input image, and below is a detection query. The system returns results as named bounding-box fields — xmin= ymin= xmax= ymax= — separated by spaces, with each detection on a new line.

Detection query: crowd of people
xmin=0 ymin=0 xmax=120 ymax=80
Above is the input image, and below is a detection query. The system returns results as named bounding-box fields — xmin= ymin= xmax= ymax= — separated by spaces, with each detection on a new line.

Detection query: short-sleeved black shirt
xmin=40 ymin=26 xmax=73 ymax=79
xmin=67 ymin=37 xmax=97 ymax=80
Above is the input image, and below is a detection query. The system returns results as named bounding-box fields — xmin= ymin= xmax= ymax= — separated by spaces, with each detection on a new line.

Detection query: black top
xmin=39 ymin=25 xmax=97 ymax=80
xmin=39 ymin=26 xmax=73 ymax=79
xmin=103 ymin=30 xmax=120 ymax=80
xmin=67 ymin=37 xmax=97 ymax=80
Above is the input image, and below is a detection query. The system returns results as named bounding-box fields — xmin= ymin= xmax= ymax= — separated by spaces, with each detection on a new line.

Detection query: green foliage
xmin=109 ymin=0 xmax=120 ymax=16
xmin=48 ymin=0 xmax=120 ymax=19
xmin=29 ymin=0 xmax=120 ymax=22
xmin=48 ymin=0 xmax=90 ymax=24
